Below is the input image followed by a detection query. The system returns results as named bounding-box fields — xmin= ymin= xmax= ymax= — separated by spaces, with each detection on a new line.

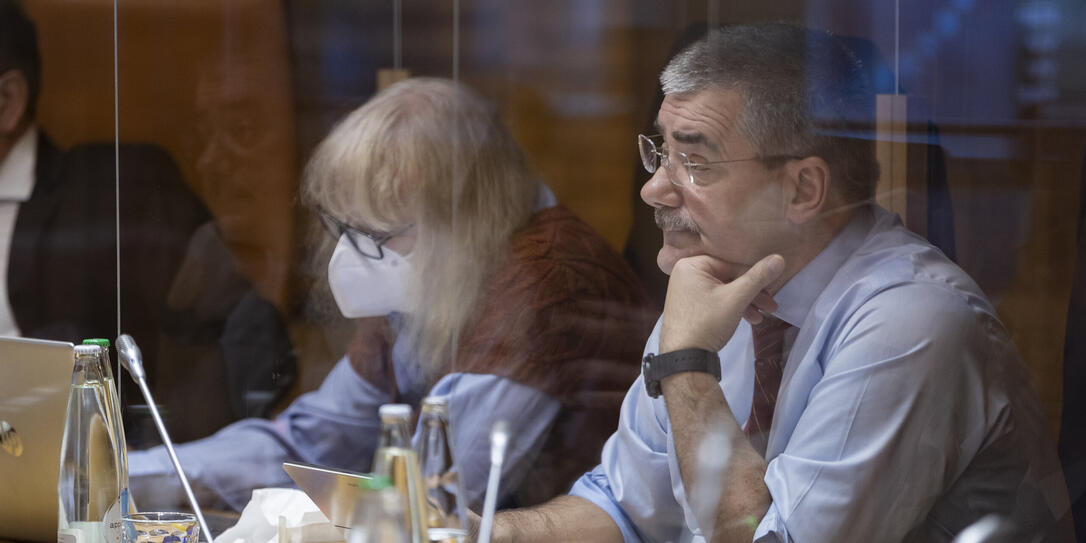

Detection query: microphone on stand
xmin=476 ymin=420 xmax=510 ymax=543
xmin=116 ymin=334 xmax=213 ymax=543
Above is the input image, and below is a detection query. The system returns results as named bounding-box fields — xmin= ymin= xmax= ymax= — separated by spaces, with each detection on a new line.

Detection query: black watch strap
xmin=642 ymin=348 xmax=721 ymax=398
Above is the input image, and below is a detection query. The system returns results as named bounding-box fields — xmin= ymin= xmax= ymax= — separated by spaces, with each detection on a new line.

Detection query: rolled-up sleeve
xmin=567 ymin=369 xmax=690 ymax=543
xmin=570 ymin=465 xmax=645 ymax=542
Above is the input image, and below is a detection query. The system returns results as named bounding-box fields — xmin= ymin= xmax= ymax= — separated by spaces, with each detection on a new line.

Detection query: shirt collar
xmin=534 ymin=180 xmax=558 ymax=211
xmin=0 ymin=125 xmax=38 ymax=202
xmin=771 ymin=206 xmax=875 ymax=328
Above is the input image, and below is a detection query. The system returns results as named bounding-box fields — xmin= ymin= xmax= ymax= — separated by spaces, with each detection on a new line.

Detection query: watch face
xmin=642 ymin=353 xmax=656 ymax=380
xmin=642 ymin=354 xmax=661 ymax=398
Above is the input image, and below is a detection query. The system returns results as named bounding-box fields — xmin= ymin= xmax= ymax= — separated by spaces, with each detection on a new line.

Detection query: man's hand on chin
xmin=658 ymin=254 xmax=784 ymax=541
xmin=659 ymin=254 xmax=785 ymax=353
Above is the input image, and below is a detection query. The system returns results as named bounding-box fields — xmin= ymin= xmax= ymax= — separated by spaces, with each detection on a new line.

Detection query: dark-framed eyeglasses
xmin=638 ymin=133 xmax=802 ymax=187
xmin=316 ymin=207 xmax=414 ymax=260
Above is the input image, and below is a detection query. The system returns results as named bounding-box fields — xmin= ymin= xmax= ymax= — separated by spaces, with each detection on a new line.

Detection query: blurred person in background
xmin=130 ymin=77 xmax=655 ymax=512
xmin=0 ymin=0 xmax=293 ymax=443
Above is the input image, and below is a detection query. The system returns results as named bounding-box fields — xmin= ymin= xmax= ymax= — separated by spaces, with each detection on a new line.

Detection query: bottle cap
xmin=361 ymin=475 xmax=392 ymax=491
xmin=422 ymin=396 xmax=449 ymax=407
xmin=378 ymin=404 xmax=412 ymax=419
xmin=82 ymin=338 xmax=110 ymax=347
xmin=74 ymin=345 xmax=101 ymax=355
xmin=420 ymin=396 xmax=449 ymax=417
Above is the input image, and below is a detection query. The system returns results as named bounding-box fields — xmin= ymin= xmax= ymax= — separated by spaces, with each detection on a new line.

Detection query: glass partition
xmin=13 ymin=0 xmax=1083 ymax=538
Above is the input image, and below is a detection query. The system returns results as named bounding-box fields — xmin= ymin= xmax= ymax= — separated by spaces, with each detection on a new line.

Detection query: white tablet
xmin=282 ymin=460 xmax=378 ymax=529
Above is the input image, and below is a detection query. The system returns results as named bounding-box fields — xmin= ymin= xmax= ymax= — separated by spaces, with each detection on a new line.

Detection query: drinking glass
xmin=122 ymin=512 xmax=200 ymax=543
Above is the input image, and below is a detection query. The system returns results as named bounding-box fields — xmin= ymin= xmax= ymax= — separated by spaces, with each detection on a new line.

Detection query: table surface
xmin=0 ymin=510 xmax=241 ymax=543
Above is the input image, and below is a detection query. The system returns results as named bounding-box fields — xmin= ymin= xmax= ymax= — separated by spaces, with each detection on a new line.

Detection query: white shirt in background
xmin=0 ymin=125 xmax=38 ymax=337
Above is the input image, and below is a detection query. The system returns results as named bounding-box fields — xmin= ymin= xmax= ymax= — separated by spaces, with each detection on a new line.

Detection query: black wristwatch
xmin=642 ymin=348 xmax=721 ymax=398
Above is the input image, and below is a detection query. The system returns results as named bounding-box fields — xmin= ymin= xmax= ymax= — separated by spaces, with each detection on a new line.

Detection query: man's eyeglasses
xmin=317 ymin=207 xmax=413 ymax=260
xmin=638 ymin=134 xmax=802 ymax=187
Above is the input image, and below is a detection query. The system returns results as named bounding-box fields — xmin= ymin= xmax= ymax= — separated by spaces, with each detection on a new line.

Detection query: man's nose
xmin=197 ymin=133 xmax=234 ymax=185
xmin=640 ymin=166 xmax=682 ymax=209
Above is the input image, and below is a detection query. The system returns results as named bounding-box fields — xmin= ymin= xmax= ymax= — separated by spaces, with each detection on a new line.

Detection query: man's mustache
xmin=655 ymin=208 xmax=699 ymax=234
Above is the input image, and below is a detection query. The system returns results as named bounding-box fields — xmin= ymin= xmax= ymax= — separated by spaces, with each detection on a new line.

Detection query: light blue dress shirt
xmin=570 ymin=206 xmax=1071 ymax=543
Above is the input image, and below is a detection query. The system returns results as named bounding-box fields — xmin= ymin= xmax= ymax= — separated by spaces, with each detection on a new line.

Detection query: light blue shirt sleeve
xmin=426 ymin=373 xmax=562 ymax=509
xmin=570 ymin=318 xmax=758 ymax=543
xmin=129 ymin=357 xmax=562 ymax=513
xmin=129 ymin=356 xmax=389 ymax=511
xmin=568 ymin=374 xmax=688 ymax=543
xmin=570 ymin=464 xmax=646 ymax=543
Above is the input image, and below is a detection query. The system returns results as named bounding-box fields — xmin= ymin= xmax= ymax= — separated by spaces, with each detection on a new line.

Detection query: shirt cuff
xmin=569 ymin=466 xmax=644 ymax=543
xmin=753 ymin=502 xmax=787 ymax=543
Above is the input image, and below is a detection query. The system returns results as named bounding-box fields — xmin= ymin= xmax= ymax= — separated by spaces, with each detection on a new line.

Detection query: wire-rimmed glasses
xmin=638 ymin=134 xmax=802 ymax=186
xmin=317 ymin=207 xmax=413 ymax=260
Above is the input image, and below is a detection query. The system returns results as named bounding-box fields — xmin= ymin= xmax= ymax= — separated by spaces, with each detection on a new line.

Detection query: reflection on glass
xmin=11 ymin=0 xmax=1085 ymax=539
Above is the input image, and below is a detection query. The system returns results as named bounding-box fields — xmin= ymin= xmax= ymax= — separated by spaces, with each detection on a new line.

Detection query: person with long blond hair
xmin=128 ymin=77 xmax=655 ymax=513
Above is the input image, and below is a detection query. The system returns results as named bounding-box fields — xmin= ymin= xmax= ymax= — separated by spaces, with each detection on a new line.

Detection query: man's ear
xmin=0 ymin=70 xmax=30 ymax=135
xmin=783 ymin=156 xmax=830 ymax=224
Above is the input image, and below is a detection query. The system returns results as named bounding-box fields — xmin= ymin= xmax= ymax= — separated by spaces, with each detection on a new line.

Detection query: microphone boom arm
xmin=117 ymin=334 xmax=213 ymax=542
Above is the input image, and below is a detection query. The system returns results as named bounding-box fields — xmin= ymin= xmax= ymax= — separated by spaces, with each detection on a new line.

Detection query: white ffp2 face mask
xmin=327 ymin=234 xmax=413 ymax=318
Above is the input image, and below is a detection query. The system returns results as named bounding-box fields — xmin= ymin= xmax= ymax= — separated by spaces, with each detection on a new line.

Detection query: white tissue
xmin=216 ymin=488 xmax=347 ymax=543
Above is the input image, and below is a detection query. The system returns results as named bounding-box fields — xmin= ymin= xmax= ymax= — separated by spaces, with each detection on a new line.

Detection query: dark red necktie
xmin=743 ymin=316 xmax=792 ymax=456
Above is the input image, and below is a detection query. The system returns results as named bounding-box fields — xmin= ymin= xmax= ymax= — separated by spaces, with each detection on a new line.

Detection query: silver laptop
xmin=283 ymin=461 xmax=377 ymax=530
xmin=0 ymin=336 xmax=75 ymax=542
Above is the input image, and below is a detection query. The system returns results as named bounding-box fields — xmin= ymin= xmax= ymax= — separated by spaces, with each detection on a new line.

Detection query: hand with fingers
xmin=659 ymin=254 xmax=786 ymax=354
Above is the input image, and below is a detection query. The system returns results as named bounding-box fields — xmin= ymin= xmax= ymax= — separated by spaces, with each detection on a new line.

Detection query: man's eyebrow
xmin=671 ymin=130 xmax=719 ymax=153
xmin=652 ymin=119 xmax=722 ymax=154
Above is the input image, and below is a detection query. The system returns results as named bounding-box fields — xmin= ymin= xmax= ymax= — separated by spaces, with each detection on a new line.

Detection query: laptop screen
xmin=0 ymin=336 xmax=75 ymax=541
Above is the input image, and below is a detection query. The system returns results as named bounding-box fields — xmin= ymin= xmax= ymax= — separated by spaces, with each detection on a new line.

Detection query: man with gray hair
xmin=488 ymin=23 xmax=1073 ymax=543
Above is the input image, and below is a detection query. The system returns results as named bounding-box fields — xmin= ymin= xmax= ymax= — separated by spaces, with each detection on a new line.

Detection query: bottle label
xmin=58 ymin=528 xmax=82 ymax=543
xmin=102 ymin=497 xmax=123 ymax=543
xmin=64 ymin=522 xmax=105 ymax=543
